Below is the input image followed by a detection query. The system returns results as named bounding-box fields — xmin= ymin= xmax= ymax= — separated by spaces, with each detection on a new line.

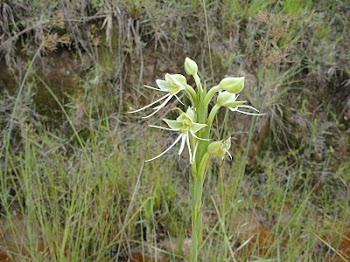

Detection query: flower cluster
xmin=129 ymin=57 xmax=264 ymax=162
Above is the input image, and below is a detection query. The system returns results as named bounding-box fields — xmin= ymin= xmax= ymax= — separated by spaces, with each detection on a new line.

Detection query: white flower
xmin=217 ymin=91 xmax=264 ymax=116
xmin=128 ymin=73 xmax=187 ymax=119
xmin=146 ymin=107 xmax=207 ymax=163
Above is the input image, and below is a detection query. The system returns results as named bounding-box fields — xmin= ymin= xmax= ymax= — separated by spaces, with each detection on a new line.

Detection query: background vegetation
xmin=0 ymin=0 xmax=349 ymax=261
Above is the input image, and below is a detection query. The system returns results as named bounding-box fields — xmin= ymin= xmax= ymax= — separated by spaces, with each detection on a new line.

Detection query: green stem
xmin=185 ymin=84 xmax=197 ymax=104
xmin=207 ymin=104 xmax=221 ymax=129
xmin=198 ymin=152 xmax=210 ymax=179
xmin=190 ymin=74 xmax=212 ymax=262
xmin=195 ymin=91 xmax=209 ymax=167
xmin=203 ymin=85 xmax=221 ymax=106
xmin=194 ymin=74 xmax=203 ymax=92
xmin=191 ymin=153 xmax=210 ymax=262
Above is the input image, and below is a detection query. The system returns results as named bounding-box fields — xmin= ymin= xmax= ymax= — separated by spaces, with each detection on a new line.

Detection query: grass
xmin=1 ymin=118 xmax=348 ymax=261
xmin=0 ymin=0 xmax=349 ymax=261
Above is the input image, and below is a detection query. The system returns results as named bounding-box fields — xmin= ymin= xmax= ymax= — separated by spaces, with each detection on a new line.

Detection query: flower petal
xmin=190 ymin=122 xmax=207 ymax=133
xmin=145 ymin=134 xmax=182 ymax=162
xmin=226 ymin=150 xmax=232 ymax=160
xmin=142 ymin=95 xmax=173 ymax=119
xmin=237 ymin=105 xmax=260 ymax=112
xmin=234 ymin=109 xmax=265 ymax=116
xmin=128 ymin=94 xmax=170 ymax=113
xmin=148 ymin=125 xmax=179 ymax=131
xmin=190 ymin=130 xmax=210 ymax=141
xmin=217 ymin=91 xmax=237 ymax=106
xmin=156 ymin=79 xmax=173 ymax=92
xmin=185 ymin=107 xmax=196 ymax=121
xmin=163 ymin=119 xmax=182 ymax=130
xmin=144 ymin=85 xmax=167 ymax=92
xmin=177 ymin=112 xmax=192 ymax=123
xmin=174 ymin=94 xmax=185 ymax=105
xmin=165 ymin=73 xmax=187 ymax=86
xmin=192 ymin=142 xmax=198 ymax=162
xmin=178 ymin=134 xmax=187 ymax=155
xmin=224 ymin=101 xmax=246 ymax=108
xmin=186 ymin=134 xmax=193 ymax=163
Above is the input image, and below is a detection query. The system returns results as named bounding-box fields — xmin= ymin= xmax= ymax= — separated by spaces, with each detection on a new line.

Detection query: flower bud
xmin=218 ymin=77 xmax=244 ymax=93
xmin=207 ymin=137 xmax=231 ymax=159
xmin=184 ymin=57 xmax=198 ymax=76
xmin=217 ymin=91 xmax=246 ymax=107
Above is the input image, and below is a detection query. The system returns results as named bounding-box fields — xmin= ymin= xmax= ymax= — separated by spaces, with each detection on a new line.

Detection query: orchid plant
xmin=130 ymin=58 xmax=263 ymax=262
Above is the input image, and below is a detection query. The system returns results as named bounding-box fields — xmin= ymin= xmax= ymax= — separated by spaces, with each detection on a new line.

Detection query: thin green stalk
xmin=203 ymin=85 xmax=220 ymax=106
xmin=207 ymin=104 xmax=220 ymax=128
xmin=191 ymin=174 xmax=203 ymax=262
xmin=185 ymin=84 xmax=197 ymax=104
xmin=191 ymin=152 xmax=210 ymax=262
xmin=194 ymin=74 xmax=203 ymax=92
xmin=195 ymin=91 xmax=209 ymax=167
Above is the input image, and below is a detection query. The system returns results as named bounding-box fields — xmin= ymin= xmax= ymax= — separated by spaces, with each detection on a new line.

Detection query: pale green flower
xmin=218 ymin=77 xmax=244 ymax=93
xmin=207 ymin=137 xmax=232 ymax=160
xmin=204 ymin=77 xmax=245 ymax=106
xmin=217 ymin=91 xmax=264 ymax=116
xmin=129 ymin=73 xmax=187 ymax=119
xmin=146 ymin=107 xmax=207 ymax=163
xmin=184 ymin=57 xmax=198 ymax=76
xmin=217 ymin=90 xmax=246 ymax=108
